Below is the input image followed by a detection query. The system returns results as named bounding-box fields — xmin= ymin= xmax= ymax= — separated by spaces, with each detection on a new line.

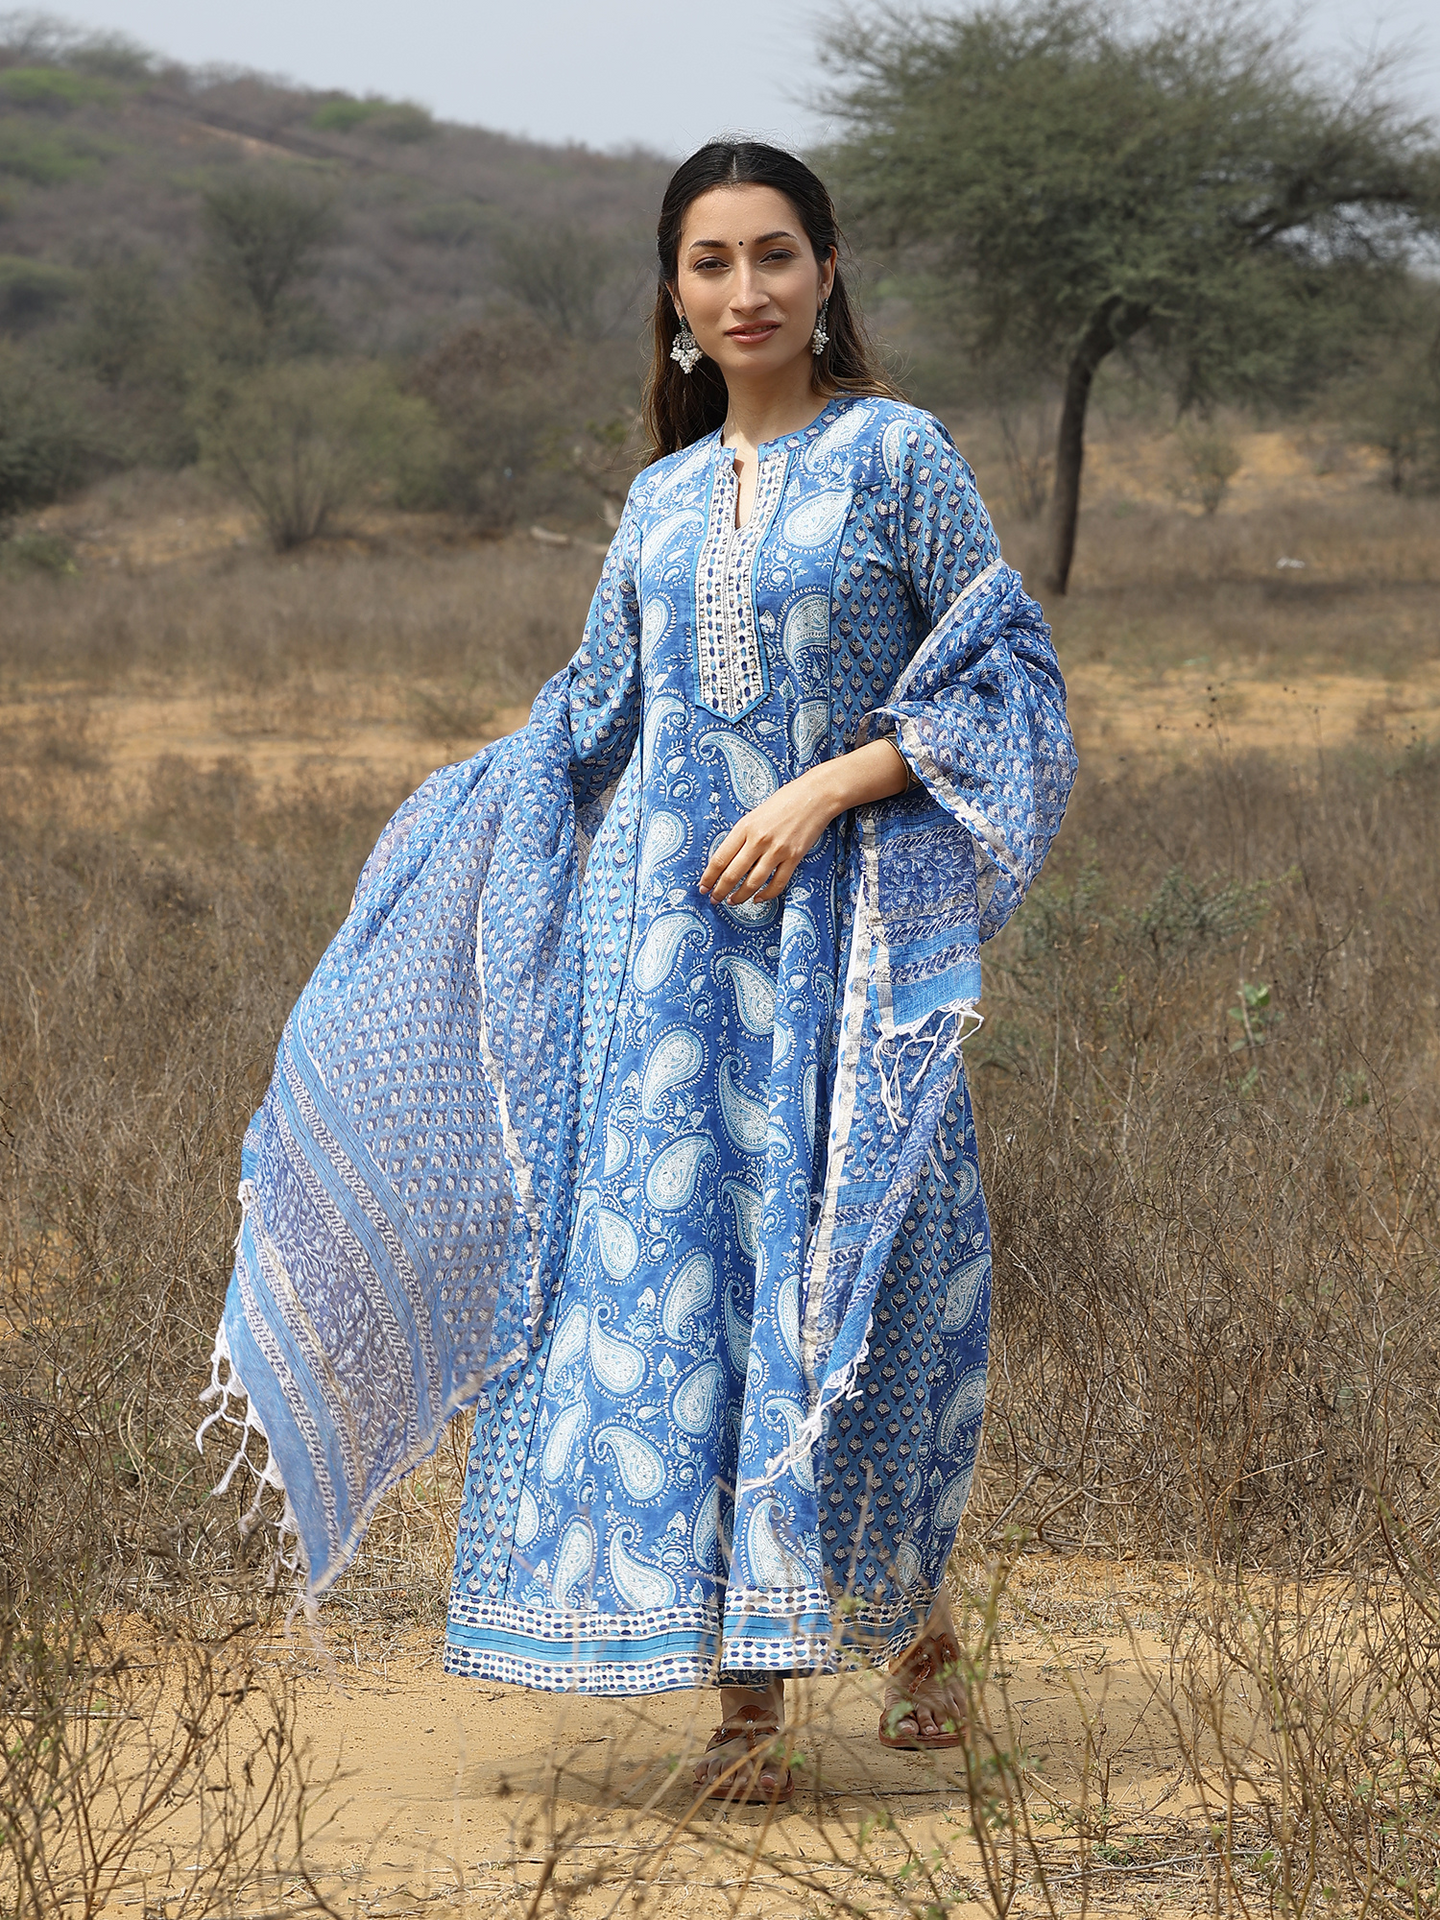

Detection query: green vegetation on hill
xmin=0 ymin=17 xmax=669 ymax=542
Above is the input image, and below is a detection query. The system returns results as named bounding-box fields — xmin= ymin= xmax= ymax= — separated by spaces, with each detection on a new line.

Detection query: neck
xmin=721 ymin=360 xmax=829 ymax=449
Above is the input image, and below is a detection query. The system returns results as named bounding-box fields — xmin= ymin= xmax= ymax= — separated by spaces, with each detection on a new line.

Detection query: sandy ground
xmin=98 ymin=1559 xmax=1227 ymax=1918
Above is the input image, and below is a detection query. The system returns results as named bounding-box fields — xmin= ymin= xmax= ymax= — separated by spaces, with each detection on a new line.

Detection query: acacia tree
xmin=822 ymin=1 xmax=1440 ymax=590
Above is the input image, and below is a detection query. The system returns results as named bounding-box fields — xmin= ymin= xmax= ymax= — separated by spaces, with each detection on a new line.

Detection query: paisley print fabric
xmin=202 ymin=397 xmax=1076 ymax=1693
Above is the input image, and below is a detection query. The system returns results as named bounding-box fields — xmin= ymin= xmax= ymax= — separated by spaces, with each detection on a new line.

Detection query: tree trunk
xmin=1046 ymin=341 xmax=1107 ymax=594
xmin=1044 ymin=300 xmax=1146 ymax=596
xmin=1045 ymin=357 xmax=1093 ymax=594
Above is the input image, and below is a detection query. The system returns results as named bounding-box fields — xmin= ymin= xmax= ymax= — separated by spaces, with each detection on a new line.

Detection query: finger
xmin=699 ymin=829 xmax=748 ymax=894
xmin=713 ymin=845 xmax=771 ymax=902
xmin=726 ymin=858 xmax=780 ymax=905
xmin=752 ymin=856 xmax=797 ymax=901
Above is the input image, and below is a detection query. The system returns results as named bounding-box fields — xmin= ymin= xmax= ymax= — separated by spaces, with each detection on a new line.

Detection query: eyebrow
xmin=687 ymin=229 xmax=800 ymax=250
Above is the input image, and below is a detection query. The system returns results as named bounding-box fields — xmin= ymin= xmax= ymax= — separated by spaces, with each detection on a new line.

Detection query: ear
xmin=667 ymin=284 xmax=684 ymax=322
xmin=819 ymin=248 xmax=837 ymax=304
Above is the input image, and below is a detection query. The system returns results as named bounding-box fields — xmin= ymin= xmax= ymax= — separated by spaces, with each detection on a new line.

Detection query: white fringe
xmin=197 ymin=1313 xmax=306 ymax=1612
xmin=872 ymin=1003 xmax=982 ymax=1132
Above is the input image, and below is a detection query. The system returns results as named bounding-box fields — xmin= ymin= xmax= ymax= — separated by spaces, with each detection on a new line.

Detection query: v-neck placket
xmin=692 ymin=441 xmax=789 ymax=722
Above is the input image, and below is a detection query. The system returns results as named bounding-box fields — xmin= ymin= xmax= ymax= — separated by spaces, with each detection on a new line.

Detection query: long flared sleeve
xmin=864 ymin=413 xmax=1077 ymax=940
xmin=565 ymin=498 xmax=644 ymax=804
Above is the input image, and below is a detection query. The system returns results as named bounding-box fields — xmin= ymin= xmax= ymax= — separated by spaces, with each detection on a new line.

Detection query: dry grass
xmin=0 ymin=473 xmax=601 ymax=703
xmin=2 ymin=442 xmax=1439 ymax=1915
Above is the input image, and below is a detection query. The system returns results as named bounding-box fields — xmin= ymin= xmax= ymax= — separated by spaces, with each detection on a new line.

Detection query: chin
xmin=716 ymin=339 xmax=802 ymax=376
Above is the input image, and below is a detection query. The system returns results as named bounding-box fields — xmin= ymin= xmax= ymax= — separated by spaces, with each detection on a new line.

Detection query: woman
xmin=202 ymin=142 xmax=1076 ymax=1806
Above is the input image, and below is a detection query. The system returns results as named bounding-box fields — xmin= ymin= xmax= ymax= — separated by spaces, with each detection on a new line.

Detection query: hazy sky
xmin=40 ymin=0 xmax=1440 ymax=157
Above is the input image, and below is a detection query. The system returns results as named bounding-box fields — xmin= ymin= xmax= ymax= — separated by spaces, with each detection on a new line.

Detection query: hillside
xmin=0 ymin=19 xmax=671 ymax=352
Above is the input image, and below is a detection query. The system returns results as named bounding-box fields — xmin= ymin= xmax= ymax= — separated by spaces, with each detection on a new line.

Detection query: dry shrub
xmin=409 ymin=319 xmax=641 ymax=533
xmin=0 ymin=754 xmax=397 ymax=1916
xmin=194 ymin=360 xmax=442 ymax=551
xmin=0 ymin=1603 xmax=322 ymax=1918
xmin=1162 ymin=1546 xmax=1440 ymax=1918
xmin=1165 ymin=424 xmax=1243 ymax=515
xmin=971 ymin=743 xmax=1440 ymax=1570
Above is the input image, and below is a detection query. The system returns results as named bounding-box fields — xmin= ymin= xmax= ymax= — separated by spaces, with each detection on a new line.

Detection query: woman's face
xmin=671 ymin=184 xmax=835 ymax=388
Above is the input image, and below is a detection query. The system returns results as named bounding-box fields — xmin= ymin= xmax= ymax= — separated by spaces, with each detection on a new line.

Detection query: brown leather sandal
xmin=879 ymin=1629 xmax=967 ymax=1750
xmin=694 ymin=1701 xmax=794 ymax=1804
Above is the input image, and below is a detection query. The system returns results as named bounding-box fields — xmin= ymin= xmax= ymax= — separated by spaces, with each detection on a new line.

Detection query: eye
xmin=692 ymin=255 xmax=727 ymax=272
xmin=761 ymin=248 xmax=797 ymax=264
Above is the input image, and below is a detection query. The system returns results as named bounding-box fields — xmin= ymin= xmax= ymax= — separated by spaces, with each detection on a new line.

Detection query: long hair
xmin=640 ymin=140 xmax=904 ymax=463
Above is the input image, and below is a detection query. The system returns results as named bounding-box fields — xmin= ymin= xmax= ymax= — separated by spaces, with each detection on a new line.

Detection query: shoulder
xmin=802 ymin=398 xmax=973 ymax=494
xmin=866 ymin=401 xmax=970 ymax=484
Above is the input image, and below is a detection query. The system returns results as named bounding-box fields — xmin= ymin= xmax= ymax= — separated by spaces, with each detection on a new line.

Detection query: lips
xmin=726 ymin=323 xmax=781 ymax=343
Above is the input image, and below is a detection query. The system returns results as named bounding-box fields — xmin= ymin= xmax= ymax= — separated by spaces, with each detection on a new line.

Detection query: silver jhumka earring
xmin=811 ymin=298 xmax=830 ymax=355
xmin=670 ymin=315 xmax=701 ymax=374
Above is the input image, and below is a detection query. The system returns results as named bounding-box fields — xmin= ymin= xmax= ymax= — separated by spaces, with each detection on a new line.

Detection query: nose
xmin=729 ymin=255 xmax=769 ymax=315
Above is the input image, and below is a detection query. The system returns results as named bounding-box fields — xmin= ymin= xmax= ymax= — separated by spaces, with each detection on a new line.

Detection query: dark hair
xmin=640 ymin=140 xmax=904 ymax=462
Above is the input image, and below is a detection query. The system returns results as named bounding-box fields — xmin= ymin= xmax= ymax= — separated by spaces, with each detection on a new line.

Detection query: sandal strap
xmin=707 ymin=1722 xmax=782 ymax=1753
xmin=894 ymin=1630 xmax=960 ymax=1688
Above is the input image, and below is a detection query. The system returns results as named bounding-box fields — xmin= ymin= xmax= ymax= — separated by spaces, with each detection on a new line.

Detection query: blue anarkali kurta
xmin=202 ymin=396 xmax=1076 ymax=1696
xmin=443 ymin=396 xmax=1040 ymax=1690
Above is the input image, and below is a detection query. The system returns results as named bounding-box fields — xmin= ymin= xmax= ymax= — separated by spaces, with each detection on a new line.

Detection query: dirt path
xmin=90 ymin=1558 xmax=1233 ymax=1918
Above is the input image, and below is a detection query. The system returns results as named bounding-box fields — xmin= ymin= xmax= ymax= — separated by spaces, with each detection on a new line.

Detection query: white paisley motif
xmin=541 ymin=1402 xmax=587 ymax=1484
xmin=593 ymin=1425 xmax=667 ymax=1501
xmin=660 ymin=1249 xmax=715 ymax=1341
xmin=936 ymin=1365 xmax=988 ymax=1454
xmin=781 ymin=489 xmax=851 ymax=547
xmin=602 ymin=1115 xmax=630 ymax=1174
xmin=589 ymin=1315 xmax=647 ymax=1395
xmin=935 ymin=1468 xmax=976 ymax=1533
xmin=644 ymin=1134 xmax=716 ymax=1210
xmin=671 ymin=1359 xmax=724 ymax=1435
xmin=551 ymin=1517 xmax=596 ymax=1608
xmin=718 ymin=1055 xmax=768 ymax=1154
xmin=691 ymin=1482 xmax=721 ymax=1572
xmin=715 ymin=955 xmax=776 ymax=1035
xmin=782 ymin=593 xmax=830 ymax=666
xmin=632 ymin=910 xmax=707 ymax=992
xmin=743 ymin=1498 xmax=806 ymax=1585
xmin=637 ymin=810 xmax=686 ymax=894
xmin=722 ymin=1278 xmax=752 ymax=1374
xmin=698 ymin=733 xmax=778 ymax=810
xmin=803 ymin=400 xmax=873 ymax=469
xmin=640 ymin=596 xmax=671 ymax=662
xmin=639 ymin=1027 xmax=704 ymax=1118
xmin=515 ymin=1487 xmax=541 ymax=1550
xmin=608 ymin=1525 xmax=677 ymax=1609
xmin=790 ymin=699 xmax=830 ymax=762
xmin=595 ymin=1208 xmax=639 ymax=1281
xmin=549 ymin=1303 xmax=589 ymax=1382
xmin=721 ymin=1178 xmax=762 ymax=1260
xmin=881 ymin=416 xmax=910 ymax=485
xmin=941 ymin=1254 xmax=991 ymax=1332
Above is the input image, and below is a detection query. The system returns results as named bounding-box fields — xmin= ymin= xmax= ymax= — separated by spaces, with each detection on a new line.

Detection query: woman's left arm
xmin=699 ymin=736 xmax=910 ymax=906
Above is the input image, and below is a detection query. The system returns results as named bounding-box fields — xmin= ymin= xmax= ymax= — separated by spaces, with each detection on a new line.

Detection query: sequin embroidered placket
xmin=694 ymin=447 xmax=786 ymax=720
